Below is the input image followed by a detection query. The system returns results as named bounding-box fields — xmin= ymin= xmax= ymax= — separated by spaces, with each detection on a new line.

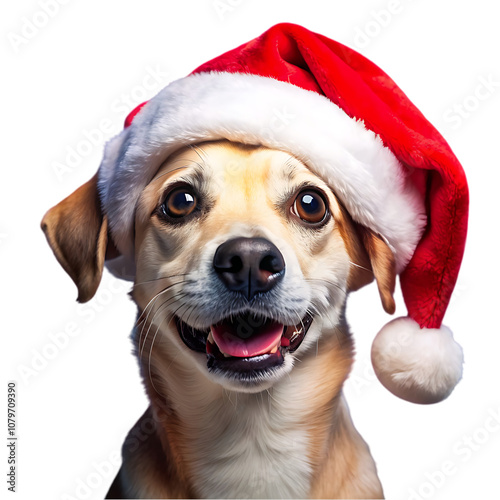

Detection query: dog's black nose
xmin=213 ymin=237 xmax=285 ymax=301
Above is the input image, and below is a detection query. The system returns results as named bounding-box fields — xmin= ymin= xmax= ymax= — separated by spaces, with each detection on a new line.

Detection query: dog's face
xmin=131 ymin=140 xmax=393 ymax=392
xmin=42 ymin=139 xmax=396 ymax=394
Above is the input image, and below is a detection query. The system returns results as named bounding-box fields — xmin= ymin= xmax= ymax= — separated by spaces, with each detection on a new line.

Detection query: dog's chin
xmin=175 ymin=312 xmax=313 ymax=392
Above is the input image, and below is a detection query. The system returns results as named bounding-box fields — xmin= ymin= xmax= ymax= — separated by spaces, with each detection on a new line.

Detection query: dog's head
xmin=42 ymin=140 xmax=396 ymax=392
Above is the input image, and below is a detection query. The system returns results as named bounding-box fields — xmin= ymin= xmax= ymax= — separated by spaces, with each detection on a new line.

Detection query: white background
xmin=2 ymin=1 xmax=499 ymax=499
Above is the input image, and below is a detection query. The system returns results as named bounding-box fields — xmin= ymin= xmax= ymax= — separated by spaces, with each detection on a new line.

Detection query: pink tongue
xmin=211 ymin=320 xmax=284 ymax=358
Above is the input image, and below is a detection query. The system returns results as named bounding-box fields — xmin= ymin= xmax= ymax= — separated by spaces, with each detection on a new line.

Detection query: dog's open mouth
xmin=175 ymin=313 xmax=313 ymax=376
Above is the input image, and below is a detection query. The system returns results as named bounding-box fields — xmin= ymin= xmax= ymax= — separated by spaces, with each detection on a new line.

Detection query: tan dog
xmin=42 ymin=140 xmax=397 ymax=499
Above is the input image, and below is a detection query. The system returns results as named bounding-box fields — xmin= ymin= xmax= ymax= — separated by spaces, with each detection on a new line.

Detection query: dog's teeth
xmin=222 ymin=351 xmax=231 ymax=358
xmin=207 ymin=332 xmax=215 ymax=344
xmin=270 ymin=345 xmax=278 ymax=354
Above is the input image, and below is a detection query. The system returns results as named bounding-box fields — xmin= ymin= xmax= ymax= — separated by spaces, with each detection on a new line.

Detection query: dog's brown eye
xmin=162 ymin=188 xmax=197 ymax=218
xmin=292 ymin=189 xmax=328 ymax=224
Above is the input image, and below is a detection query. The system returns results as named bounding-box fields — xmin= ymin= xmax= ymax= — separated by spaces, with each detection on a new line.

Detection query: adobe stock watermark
xmin=241 ymin=468 xmax=282 ymax=498
xmin=60 ymin=450 xmax=121 ymax=500
xmin=17 ymin=275 xmax=129 ymax=385
xmin=60 ymin=398 xmax=168 ymax=500
xmin=352 ymin=0 xmax=416 ymax=49
xmin=442 ymin=74 xmax=499 ymax=131
xmin=206 ymin=104 xmax=296 ymax=192
xmin=52 ymin=65 xmax=170 ymax=183
xmin=407 ymin=405 xmax=500 ymax=500
xmin=447 ymin=279 xmax=467 ymax=307
xmin=260 ymin=106 xmax=296 ymax=138
xmin=8 ymin=0 xmax=72 ymax=54
xmin=346 ymin=359 xmax=378 ymax=395
xmin=212 ymin=0 xmax=245 ymax=21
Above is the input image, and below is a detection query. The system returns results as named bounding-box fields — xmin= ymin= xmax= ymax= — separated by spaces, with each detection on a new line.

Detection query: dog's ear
xmin=41 ymin=174 xmax=119 ymax=303
xmin=358 ymin=227 xmax=396 ymax=314
xmin=336 ymin=204 xmax=396 ymax=314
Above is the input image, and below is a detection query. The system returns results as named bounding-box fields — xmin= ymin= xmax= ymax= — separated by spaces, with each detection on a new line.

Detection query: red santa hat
xmin=98 ymin=23 xmax=468 ymax=404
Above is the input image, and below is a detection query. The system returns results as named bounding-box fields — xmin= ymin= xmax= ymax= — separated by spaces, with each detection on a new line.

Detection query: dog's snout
xmin=213 ymin=237 xmax=285 ymax=300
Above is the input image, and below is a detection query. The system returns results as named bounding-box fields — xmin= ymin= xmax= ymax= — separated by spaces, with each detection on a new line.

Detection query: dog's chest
xmin=185 ymin=393 xmax=313 ymax=499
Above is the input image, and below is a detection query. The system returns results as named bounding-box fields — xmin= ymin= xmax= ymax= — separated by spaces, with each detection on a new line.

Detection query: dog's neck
xmin=123 ymin=319 xmax=381 ymax=498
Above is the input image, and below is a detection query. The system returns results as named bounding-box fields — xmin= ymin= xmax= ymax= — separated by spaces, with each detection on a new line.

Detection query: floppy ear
xmin=41 ymin=174 xmax=118 ymax=303
xmin=358 ymin=227 xmax=396 ymax=314
xmin=336 ymin=203 xmax=396 ymax=314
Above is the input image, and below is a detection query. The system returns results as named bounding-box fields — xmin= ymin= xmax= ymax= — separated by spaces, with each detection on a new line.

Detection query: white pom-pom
xmin=371 ymin=317 xmax=464 ymax=404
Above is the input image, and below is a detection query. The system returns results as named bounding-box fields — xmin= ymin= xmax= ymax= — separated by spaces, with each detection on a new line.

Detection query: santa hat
xmin=98 ymin=23 xmax=468 ymax=404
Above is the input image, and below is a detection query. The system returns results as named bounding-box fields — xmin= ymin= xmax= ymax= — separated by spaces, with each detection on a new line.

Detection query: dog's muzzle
xmin=175 ymin=237 xmax=313 ymax=381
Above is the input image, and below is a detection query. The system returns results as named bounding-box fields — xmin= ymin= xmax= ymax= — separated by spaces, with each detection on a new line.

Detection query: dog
xmin=42 ymin=139 xmax=397 ymax=498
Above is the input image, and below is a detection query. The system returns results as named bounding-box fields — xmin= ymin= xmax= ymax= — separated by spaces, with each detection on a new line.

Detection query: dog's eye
xmin=292 ymin=189 xmax=328 ymax=224
xmin=162 ymin=188 xmax=197 ymax=218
